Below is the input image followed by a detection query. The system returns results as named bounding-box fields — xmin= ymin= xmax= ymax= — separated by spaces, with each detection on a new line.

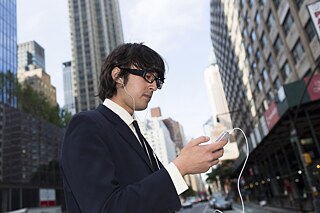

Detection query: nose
xmin=148 ymin=81 xmax=157 ymax=91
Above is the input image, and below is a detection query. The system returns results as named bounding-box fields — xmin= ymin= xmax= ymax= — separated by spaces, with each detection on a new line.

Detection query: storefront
xmin=233 ymin=73 xmax=320 ymax=211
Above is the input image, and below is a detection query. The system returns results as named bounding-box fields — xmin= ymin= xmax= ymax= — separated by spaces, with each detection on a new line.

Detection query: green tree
xmin=12 ymin=80 xmax=75 ymax=129
xmin=181 ymin=186 xmax=196 ymax=199
xmin=31 ymin=160 xmax=62 ymax=185
xmin=206 ymin=160 xmax=233 ymax=187
xmin=16 ymin=81 xmax=61 ymax=126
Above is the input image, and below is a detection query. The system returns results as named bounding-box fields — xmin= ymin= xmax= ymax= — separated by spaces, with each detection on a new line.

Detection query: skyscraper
xmin=17 ymin=41 xmax=45 ymax=71
xmin=17 ymin=41 xmax=57 ymax=106
xmin=204 ymin=50 xmax=233 ymax=130
xmin=62 ymin=61 xmax=76 ymax=114
xmin=68 ymin=0 xmax=124 ymax=112
xmin=0 ymin=0 xmax=17 ymax=107
xmin=210 ymin=0 xmax=320 ymax=211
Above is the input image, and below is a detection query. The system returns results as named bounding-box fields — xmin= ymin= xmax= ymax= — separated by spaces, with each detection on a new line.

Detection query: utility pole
xmin=290 ymin=117 xmax=318 ymax=213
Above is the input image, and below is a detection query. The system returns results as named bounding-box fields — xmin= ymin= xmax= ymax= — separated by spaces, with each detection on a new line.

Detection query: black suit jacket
xmin=61 ymin=104 xmax=181 ymax=212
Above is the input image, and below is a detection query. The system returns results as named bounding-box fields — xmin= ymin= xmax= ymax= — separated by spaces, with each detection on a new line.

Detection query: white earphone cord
xmin=123 ymin=83 xmax=159 ymax=169
xmin=123 ymin=82 xmax=149 ymax=122
xmin=214 ymin=127 xmax=249 ymax=213
xmin=123 ymin=84 xmax=136 ymax=113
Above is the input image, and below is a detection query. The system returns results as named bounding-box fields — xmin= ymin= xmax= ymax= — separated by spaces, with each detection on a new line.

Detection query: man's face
xmin=112 ymin=67 xmax=158 ymax=115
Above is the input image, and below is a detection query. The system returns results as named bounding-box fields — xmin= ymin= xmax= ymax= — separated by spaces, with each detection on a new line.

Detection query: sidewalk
xmin=233 ymin=202 xmax=300 ymax=213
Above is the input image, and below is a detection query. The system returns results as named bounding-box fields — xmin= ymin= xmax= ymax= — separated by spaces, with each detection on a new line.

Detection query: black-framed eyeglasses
xmin=119 ymin=67 xmax=164 ymax=89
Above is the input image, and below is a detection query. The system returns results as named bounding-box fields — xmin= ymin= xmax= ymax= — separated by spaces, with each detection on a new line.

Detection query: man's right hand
xmin=173 ymin=136 xmax=227 ymax=176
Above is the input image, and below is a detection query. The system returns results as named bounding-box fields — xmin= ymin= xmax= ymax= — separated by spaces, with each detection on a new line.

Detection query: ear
xmin=111 ymin=67 xmax=122 ymax=84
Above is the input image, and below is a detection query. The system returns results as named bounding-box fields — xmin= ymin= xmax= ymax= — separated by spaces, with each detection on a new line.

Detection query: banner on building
xmin=307 ymin=1 xmax=320 ymax=40
xmin=39 ymin=188 xmax=56 ymax=207
xmin=304 ymin=73 xmax=320 ymax=101
xmin=264 ymin=101 xmax=280 ymax=130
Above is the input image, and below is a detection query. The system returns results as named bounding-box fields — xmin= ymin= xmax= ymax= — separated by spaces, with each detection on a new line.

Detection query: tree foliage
xmin=10 ymin=78 xmax=72 ymax=127
xmin=31 ymin=160 xmax=62 ymax=185
xmin=206 ymin=160 xmax=233 ymax=186
xmin=181 ymin=186 xmax=196 ymax=199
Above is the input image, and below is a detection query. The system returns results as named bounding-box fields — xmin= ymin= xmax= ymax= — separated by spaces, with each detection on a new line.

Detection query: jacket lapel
xmin=96 ymin=105 xmax=154 ymax=172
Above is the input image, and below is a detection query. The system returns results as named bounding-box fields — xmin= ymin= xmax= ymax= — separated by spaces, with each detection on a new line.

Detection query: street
xmin=177 ymin=202 xmax=236 ymax=213
xmin=177 ymin=202 xmax=300 ymax=213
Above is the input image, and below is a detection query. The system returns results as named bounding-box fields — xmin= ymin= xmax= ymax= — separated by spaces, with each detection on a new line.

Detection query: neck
xmin=110 ymin=96 xmax=134 ymax=115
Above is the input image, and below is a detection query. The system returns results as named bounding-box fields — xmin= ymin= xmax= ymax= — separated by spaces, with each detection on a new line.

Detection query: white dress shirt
xmin=103 ymin=99 xmax=188 ymax=195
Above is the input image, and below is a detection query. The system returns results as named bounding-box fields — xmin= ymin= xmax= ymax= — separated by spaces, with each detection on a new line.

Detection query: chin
xmin=135 ymin=104 xmax=148 ymax=111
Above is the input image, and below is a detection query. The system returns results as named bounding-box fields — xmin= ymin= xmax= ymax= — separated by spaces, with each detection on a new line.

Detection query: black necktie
xmin=132 ymin=120 xmax=158 ymax=171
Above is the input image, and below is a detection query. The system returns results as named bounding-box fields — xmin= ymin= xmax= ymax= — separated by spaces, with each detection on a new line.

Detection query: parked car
xmin=181 ymin=199 xmax=193 ymax=209
xmin=208 ymin=195 xmax=232 ymax=211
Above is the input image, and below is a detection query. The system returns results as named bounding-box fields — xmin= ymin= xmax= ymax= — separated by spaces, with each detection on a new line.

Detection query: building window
xmin=267 ymin=54 xmax=274 ymax=68
xmin=245 ymin=57 xmax=249 ymax=67
xmin=240 ymin=0 xmax=246 ymax=8
xmin=273 ymin=36 xmax=283 ymax=56
xmin=245 ymin=13 xmax=250 ymax=25
xmin=294 ymin=0 xmax=303 ymax=9
xmin=266 ymin=12 xmax=275 ymax=32
xmin=259 ymin=0 xmax=267 ymax=6
xmin=281 ymin=61 xmax=292 ymax=81
xmin=305 ymin=19 xmax=316 ymax=42
xmin=251 ymin=30 xmax=257 ymax=42
xmin=257 ymin=80 xmax=263 ymax=93
xmin=273 ymin=36 xmax=283 ymax=55
xmin=252 ymin=62 xmax=257 ymax=73
xmin=258 ymin=105 xmax=265 ymax=117
xmin=273 ymin=77 xmax=281 ymax=91
xmin=249 ymin=0 xmax=254 ymax=8
xmin=292 ymin=40 xmax=304 ymax=63
xmin=256 ymin=49 xmax=261 ymax=63
xmin=267 ymin=90 xmax=274 ymax=103
xmin=273 ymin=0 xmax=281 ymax=8
xmin=242 ymin=28 xmax=248 ymax=37
xmin=255 ymin=12 xmax=261 ymax=24
xmin=283 ymin=11 xmax=294 ymax=36
xmin=262 ymin=68 xmax=269 ymax=82
xmin=261 ymin=32 xmax=267 ymax=48
xmin=247 ymin=44 xmax=252 ymax=55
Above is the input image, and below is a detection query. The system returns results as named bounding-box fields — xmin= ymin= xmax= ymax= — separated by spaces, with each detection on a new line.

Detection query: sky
xmin=16 ymin=0 xmax=214 ymax=139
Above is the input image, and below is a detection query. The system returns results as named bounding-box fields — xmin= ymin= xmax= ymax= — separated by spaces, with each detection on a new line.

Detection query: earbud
xmin=119 ymin=78 xmax=124 ymax=86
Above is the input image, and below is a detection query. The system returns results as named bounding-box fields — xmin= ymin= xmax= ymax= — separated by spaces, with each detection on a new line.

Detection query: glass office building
xmin=0 ymin=0 xmax=17 ymax=107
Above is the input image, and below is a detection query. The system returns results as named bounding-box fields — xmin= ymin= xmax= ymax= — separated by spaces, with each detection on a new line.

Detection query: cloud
xmin=121 ymin=0 xmax=208 ymax=52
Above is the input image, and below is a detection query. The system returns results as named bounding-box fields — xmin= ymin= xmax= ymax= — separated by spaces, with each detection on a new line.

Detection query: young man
xmin=61 ymin=43 xmax=227 ymax=212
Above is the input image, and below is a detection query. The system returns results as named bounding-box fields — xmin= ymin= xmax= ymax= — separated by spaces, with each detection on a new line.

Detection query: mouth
xmin=143 ymin=93 xmax=152 ymax=100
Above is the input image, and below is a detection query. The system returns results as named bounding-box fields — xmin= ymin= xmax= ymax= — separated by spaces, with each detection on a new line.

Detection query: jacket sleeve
xmin=61 ymin=113 xmax=181 ymax=213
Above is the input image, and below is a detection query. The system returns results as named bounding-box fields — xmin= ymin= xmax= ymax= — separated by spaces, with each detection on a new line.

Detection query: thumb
xmin=189 ymin=136 xmax=210 ymax=146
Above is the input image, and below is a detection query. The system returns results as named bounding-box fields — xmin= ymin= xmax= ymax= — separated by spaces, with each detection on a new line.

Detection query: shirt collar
xmin=103 ymin=98 xmax=135 ymax=126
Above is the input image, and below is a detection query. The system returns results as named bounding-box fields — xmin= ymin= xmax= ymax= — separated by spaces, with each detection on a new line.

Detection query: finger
xmin=211 ymin=159 xmax=219 ymax=166
xmin=189 ymin=136 xmax=210 ymax=146
xmin=209 ymin=139 xmax=227 ymax=150
xmin=211 ymin=148 xmax=224 ymax=159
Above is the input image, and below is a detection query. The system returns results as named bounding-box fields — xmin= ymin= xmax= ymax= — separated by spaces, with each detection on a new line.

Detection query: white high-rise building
xmin=204 ymin=50 xmax=232 ymax=130
xmin=138 ymin=118 xmax=176 ymax=166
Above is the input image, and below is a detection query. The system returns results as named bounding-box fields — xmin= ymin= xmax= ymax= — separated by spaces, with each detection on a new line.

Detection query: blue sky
xmin=17 ymin=0 xmax=213 ymax=139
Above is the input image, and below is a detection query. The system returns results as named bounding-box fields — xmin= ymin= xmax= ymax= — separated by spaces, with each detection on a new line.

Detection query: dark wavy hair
xmin=98 ymin=43 xmax=166 ymax=100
